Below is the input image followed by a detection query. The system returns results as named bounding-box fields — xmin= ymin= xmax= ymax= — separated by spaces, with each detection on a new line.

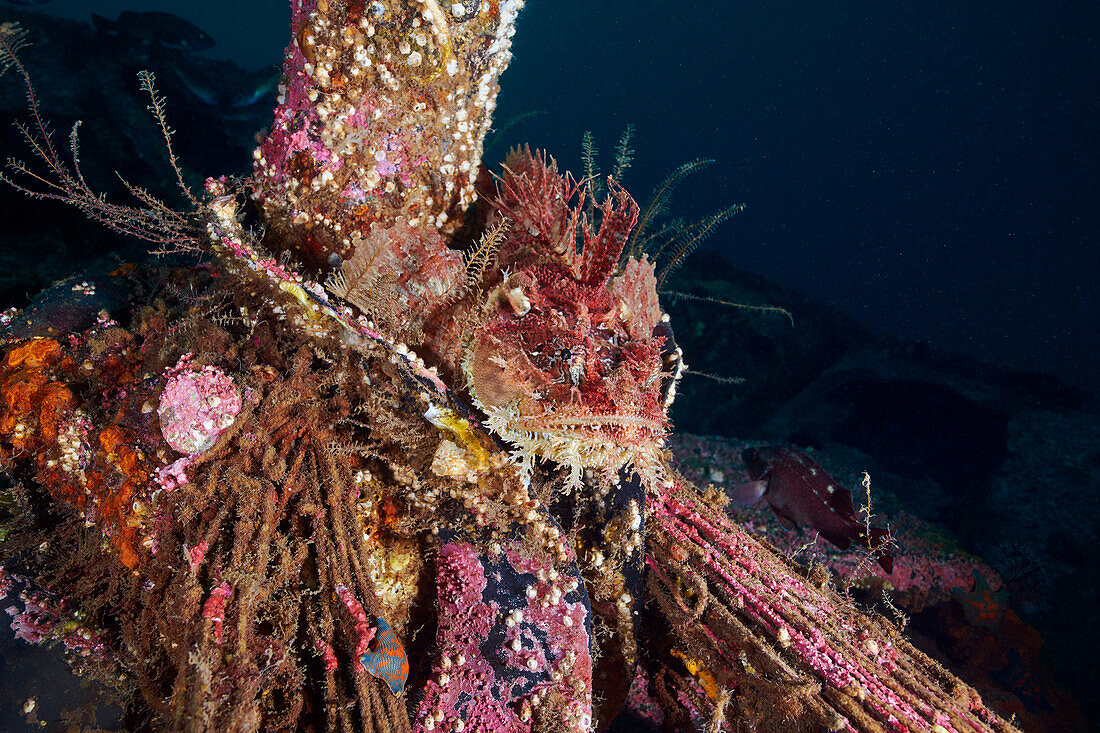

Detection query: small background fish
xmin=91 ymin=11 xmax=214 ymax=52
xmin=734 ymin=446 xmax=894 ymax=574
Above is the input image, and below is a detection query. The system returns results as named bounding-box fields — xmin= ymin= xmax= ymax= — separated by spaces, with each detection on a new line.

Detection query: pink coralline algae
xmin=738 ymin=502 xmax=999 ymax=610
xmin=316 ymin=639 xmax=339 ymax=674
xmin=622 ymin=668 xmax=665 ymax=728
xmin=6 ymin=591 xmax=52 ymax=644
xmin=157 ymin=355 xmax=242 ymax=456
xmin=5 ymin=587 xmax=109 ymax=657
xmin=202 ymin=581 xmax=232 ymax=645
xmin=187 ymin=540 xmax=209 ymax=572
xmin=833 ymin=513 xmax=1002 ymax=604
xmin=335 ymin=582 xmax=377 ymax=658
xmin=415 ymin=542 xmax=593 ymax=732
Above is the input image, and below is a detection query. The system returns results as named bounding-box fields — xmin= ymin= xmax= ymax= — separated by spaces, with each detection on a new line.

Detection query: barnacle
xmin=254 ymin=0 xmax=524 ymax=268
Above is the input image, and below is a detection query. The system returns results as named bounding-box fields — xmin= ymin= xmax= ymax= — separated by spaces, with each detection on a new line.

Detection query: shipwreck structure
xmin=0 ymin=2 xmax=1018 ymax=731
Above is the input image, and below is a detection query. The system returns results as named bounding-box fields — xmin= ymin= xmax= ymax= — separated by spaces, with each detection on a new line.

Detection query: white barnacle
xmin=777 ymin=626 xmax=791 ymax=648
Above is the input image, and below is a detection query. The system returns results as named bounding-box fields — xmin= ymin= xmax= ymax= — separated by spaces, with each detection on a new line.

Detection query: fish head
xmin=463 ymin=259 xmax=670 ymax=489
xmin=741 ymin=446 xmax=774 ymax=480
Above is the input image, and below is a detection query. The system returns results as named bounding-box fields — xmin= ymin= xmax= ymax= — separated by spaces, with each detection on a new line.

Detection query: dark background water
xmin=500 ymin=0 xmax=1098 ymax=396
xmin=33 ymin=0 xmax=1099 ymax=395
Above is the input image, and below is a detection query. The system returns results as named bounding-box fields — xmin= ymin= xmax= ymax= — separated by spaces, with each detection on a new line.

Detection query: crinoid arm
xmin=0 ymin=27 xmax=202 ymax=254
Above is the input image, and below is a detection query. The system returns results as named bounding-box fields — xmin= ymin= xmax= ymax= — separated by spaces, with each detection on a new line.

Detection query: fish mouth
xmin=488 ymin=406 xmax=668 ymax=461
xmin=478 ymin=402 xmax=668 ymax=489
xmin=504 ymin=411 xmax=666 ymax=436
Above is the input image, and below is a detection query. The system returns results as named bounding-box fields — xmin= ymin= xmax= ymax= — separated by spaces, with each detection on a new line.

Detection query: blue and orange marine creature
xmin=360 ymin=618 xmax=409 ymax=696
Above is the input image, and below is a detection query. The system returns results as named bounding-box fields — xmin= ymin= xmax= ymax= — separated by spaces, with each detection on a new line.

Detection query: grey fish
xmin=172 ymin=64 xmax=280 ymax=108
xmin=92 ymin=11 xmax=214 ymax=52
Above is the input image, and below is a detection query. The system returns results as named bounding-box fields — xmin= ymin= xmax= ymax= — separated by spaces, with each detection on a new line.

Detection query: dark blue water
xmin=498 ymin=1 xmax=1098 ymax=395
xmin=20 ymin=0 xmax=1100 ymax=394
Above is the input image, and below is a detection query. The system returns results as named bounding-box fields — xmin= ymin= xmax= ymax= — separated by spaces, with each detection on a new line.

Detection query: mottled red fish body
xmin=741 ymin=447 xmax=893 ymax=574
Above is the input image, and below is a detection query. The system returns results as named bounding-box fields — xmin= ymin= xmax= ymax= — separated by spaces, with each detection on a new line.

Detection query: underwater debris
xmin=0 ymin=5 xmax=1022 ymax=733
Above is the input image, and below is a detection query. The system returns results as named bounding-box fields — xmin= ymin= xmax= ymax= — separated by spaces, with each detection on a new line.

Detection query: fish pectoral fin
xmin=729 ymin=479 xmax=768 ymax=505
xmin=771 ymin=509 xmax=797 ymax=531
